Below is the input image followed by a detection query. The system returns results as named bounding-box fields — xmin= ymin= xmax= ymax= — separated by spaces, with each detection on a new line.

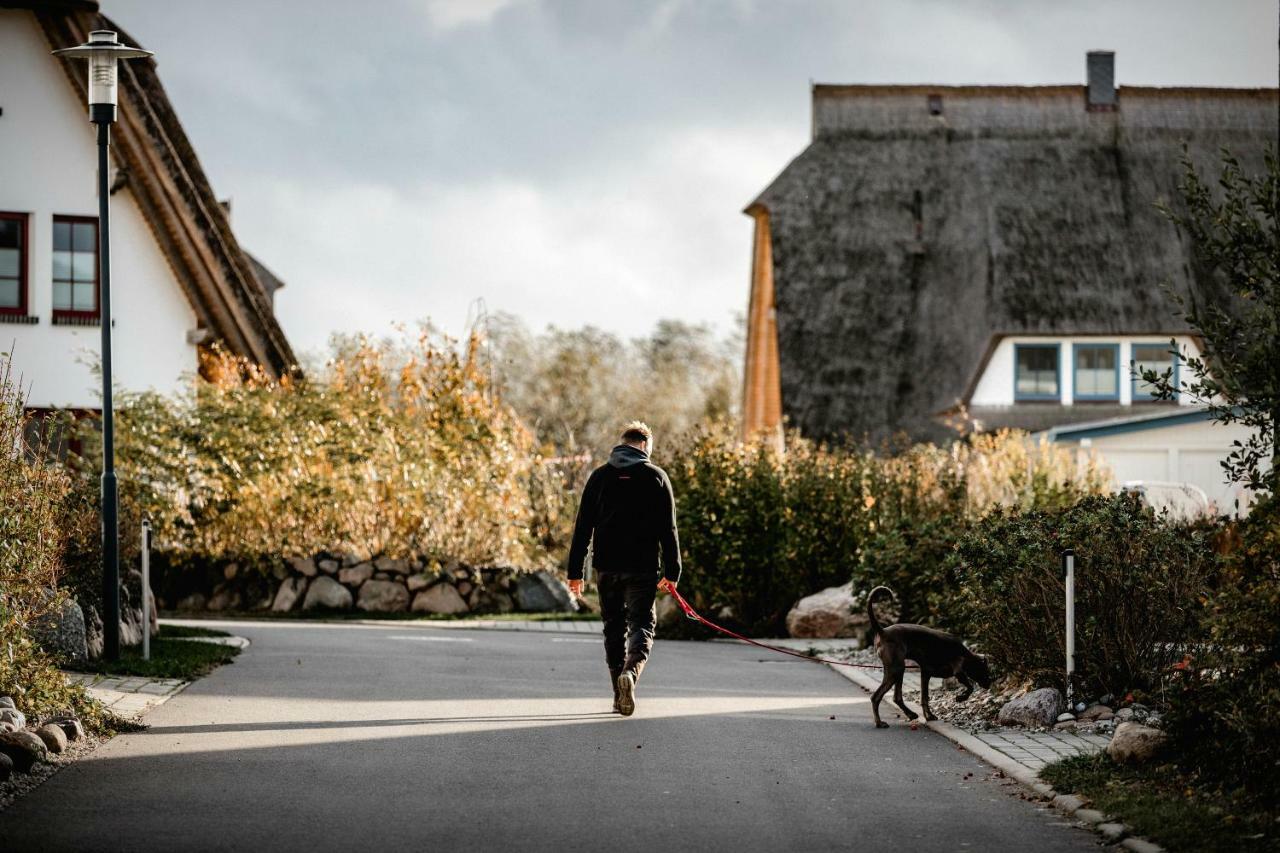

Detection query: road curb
xmin=826 ymin=662 xmax=1166 ymax=853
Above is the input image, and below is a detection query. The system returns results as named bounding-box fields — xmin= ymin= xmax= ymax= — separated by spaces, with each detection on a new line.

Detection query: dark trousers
xmin=598 ymin=571 xmax=658 ymax=684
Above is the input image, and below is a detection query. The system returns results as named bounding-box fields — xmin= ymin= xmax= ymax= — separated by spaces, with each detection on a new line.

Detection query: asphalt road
xmin=0 ymin=620 xmax=1099 ymax=853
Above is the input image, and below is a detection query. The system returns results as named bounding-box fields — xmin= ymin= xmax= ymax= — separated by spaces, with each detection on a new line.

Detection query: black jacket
xmin=566 ymin=445 xmax=682 ymax=583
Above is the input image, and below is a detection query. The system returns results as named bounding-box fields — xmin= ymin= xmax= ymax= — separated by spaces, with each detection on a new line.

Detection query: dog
xmin=866 ymin=585 xmax=992 ymax=729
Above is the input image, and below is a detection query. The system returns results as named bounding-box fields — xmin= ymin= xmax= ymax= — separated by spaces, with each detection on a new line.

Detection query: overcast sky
xmin=106 ymin=0 xmax=1278 ymax=357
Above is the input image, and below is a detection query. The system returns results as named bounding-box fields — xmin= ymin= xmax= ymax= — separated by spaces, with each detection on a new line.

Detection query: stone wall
xmin=154 ymin=554 xmax=581 ymax=617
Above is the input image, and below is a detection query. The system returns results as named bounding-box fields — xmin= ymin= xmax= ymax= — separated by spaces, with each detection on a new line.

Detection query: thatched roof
xmin=4 ymin=0 xmax=297 ymax=376
xmin=750 ymin=83 xmax=1278 ymax=442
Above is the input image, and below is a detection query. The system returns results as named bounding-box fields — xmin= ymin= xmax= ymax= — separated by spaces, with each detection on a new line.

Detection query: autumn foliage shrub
xmin=104 ymin=332 xmax=564 ymax=572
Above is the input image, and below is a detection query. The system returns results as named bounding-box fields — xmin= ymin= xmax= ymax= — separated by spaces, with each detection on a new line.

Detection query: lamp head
xmin=53 ymin=30 xmax=153 ymax=121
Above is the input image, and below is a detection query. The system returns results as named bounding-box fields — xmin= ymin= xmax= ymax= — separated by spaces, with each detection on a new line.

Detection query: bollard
xmin=141 ymin=519 xmax=151 ymax=661
xmin=1062 ymin=549 xmax=1075 ymax=704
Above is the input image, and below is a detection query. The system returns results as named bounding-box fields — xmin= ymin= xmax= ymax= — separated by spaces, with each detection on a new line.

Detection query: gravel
xmin=0 ymin=728 xmax=109 ymax=815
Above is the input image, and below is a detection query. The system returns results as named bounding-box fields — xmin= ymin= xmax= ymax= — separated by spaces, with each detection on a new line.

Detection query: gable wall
xmin=0 ymin=9 xmax=197 ymax=408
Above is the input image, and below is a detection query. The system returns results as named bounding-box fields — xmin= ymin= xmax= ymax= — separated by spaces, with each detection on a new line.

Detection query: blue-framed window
xmin=1131 ymin=342 xmax=1179 ymax=403
xmin=1073 ymin=343 xmax=1120 ymax=401
xmin=1014 ymin=343 xmax=1060 ymax=401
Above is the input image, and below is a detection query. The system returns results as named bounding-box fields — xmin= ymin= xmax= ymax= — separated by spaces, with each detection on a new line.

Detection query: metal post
xmin=1063 ymin=549 xmax=1075 ymax=704
xmin=141 ymin=519 xmax=151 ymax=661
xmin=97 ymin=117 xmax=120 ymax=662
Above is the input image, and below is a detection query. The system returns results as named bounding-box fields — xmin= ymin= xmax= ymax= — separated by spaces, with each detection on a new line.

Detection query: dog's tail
xmin=866 ymin=585 xmax=894 ymax=637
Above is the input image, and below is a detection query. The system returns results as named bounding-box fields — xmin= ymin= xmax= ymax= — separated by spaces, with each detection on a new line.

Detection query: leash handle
xmin=665 ymin=587 xmax=908 ymax=671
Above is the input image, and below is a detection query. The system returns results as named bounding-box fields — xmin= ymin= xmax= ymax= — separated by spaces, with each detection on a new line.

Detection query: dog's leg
xmin=870 ymin=673 xmax=893 ymax=729
xmin=920 ymin=673 xmax=937 ymax=722
xmin=892 ymin=669 xmax=918 ymax=721
xmin=955 ymin=672 xmax=974 ymax=702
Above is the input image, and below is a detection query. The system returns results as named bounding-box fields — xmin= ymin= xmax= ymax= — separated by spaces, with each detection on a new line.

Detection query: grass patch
xmin=1042 ymin=753 xmax=1278 ymax=853
xmin=69 ymin=637 xmax=239 ymax=681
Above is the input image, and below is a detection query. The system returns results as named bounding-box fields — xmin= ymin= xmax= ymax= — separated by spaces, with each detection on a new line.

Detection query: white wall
xmin=0 ymin=10 xmax=197 ymax=409
xmin=1057 ymin=418 xmax=1264 ymax=516
xmin=971 ymin=335 xmax=1200 ymax=408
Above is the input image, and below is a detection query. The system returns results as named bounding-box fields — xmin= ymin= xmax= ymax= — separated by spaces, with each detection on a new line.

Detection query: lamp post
xmin=53 ymin=31 xmax=153 ymax=662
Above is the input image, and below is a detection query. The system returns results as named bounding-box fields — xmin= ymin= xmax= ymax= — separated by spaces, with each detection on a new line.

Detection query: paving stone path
xmin=62 ymin=673 xmax=188 ymax=717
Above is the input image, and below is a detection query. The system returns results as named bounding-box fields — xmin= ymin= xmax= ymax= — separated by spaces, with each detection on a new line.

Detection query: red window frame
xmin=0 ymin=211 xmax=29 ymax=317
xmin=52 ymin=214 xmax=100 ymax=321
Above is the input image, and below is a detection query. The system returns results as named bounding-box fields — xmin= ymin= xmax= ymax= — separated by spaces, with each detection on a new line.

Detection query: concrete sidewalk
xmin=62 ymin=673 xmax=188 ymax=718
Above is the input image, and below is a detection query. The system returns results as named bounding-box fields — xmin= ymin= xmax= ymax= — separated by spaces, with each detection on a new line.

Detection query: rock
xmin=271 ymin=562 xmax=289 ymax=580
xmin=785 ymin=582 xmax=868 ymax=639
xmin=357 ymin=580 xmax=410 ymax=613
xmin=0 ymin=751 xmax=11 ymax=782
xmin=997 ymin=688 xmax=1064 ymax=728
xmin=1107 ymin=722 xmax=1167 ymax=764
xmin=374 ymin=556 xmax=411 ymax=574
xmin=338 ymin=563 xmax=374 ymax=587
xmin=406 ymin=574 xmax=434 ymax=593
xmin=302 ymin=576 xmax=354 ymax=611
xmin=457 ymin=581 xmax=473 ymax=597
xmin=1115 ymin=707 xmax=1136 ymax=722
xmin=1097 ymin=823 xmax=1128 ymax=843
xmin=1077 ymin=704 xmax=1114 ymax=722
xmin=1074 ymin=701 xmax=1087 ymax=714
xmin=513 ymin=570 xmax=574 ymax=612
xmin=176 ymin=592 xmax=207 ymax=612
xmin=1053 ymin=720 xmax=1080 ymax=731
xmin=1074 ymin=808 xmax=1106 ymax=825
xmin=0 ymin=708 xmax=26 ymax=729
xmin=0 ymin=697 xmax=14 ymax=709
xmin=318 ymin=559 xmax=340 ymax=574
xmin=288 ymin=557 xmax=318 ymax=577
xmin=0 ymin=730 xmax=49 ymax=773
xmin=52 ymin=717 xmax=85 ymax=742
xmin=206 ymin=585 xmax=243 ymax=612
xmin=411 ymin=584 xmax=469 ymax=615
xmin=271 ymin=577 xmax=308 ymax=612
xmin=1056 ymin=712 xmax=1076 ymax=722
xmin=31 ymin=597 xmax=88 ymax=662
xmin=1099 ymin=694 xmax=1114 ymax=706
xmin=223 ymin=562 xmax=240 ymax=581
xmin=35 ymin=723 xmax=67 ymax=754
xmin=492 ymin=592 xmax=515 ymax=613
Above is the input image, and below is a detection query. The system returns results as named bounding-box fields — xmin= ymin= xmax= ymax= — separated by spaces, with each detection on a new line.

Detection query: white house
xmin=0 ymin=0 xmax=294 ymax=412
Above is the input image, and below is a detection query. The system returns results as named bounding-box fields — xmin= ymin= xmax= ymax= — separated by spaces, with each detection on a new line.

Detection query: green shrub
xmin=950 ymin=494 xmax=1218 ymax=697
xmin=1163 ymin=495 xmax=1280 ymax=803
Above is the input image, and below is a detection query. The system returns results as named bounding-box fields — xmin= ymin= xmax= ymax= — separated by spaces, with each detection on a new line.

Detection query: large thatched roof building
xmin=743 ymin=52 xmax=1277 ymax=448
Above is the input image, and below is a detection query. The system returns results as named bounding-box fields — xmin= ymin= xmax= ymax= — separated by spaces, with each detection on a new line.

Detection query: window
xmin=1073 ymin=343 xmax=1119 ymax=401
xmin=1131 ymin=343 xmax=1178 ymax=402
xmin=52 ymin=216 xmax=98 ymax=319
xmin=0 ymin=212 xmax=27 ymax=316
xmin=1014 ymin=343 xmax=1059 ymax=401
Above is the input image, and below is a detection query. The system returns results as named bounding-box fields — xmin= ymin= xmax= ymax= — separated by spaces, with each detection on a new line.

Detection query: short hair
xmin=620 ymin=421 xmax=652 ymax=444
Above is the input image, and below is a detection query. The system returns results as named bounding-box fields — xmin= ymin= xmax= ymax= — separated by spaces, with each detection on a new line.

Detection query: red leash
xmin=666 ymin=587 xmax=910 ymax=671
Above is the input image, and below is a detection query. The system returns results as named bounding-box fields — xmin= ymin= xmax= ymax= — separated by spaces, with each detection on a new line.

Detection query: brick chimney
xmin=1086 ymin=50 xmax=1117 ymax=111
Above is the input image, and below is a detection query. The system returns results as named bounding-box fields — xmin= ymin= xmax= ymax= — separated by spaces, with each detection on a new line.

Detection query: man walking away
xmin=567 ymin=421 xmax=682 ymax=717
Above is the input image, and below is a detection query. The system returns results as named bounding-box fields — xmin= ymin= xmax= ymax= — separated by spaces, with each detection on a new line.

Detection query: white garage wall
xmin=0 ymin=11 xmax=197 ymax=409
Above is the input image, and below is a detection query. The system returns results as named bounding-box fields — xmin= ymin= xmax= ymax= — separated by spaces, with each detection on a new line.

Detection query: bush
xmin=0 ymin=353 xmax=103 ymax=728
xmin=950 ymin=494 xmax=1218 ymax=698
xmin=1163 ymin=495 xmax=1280 ymax=803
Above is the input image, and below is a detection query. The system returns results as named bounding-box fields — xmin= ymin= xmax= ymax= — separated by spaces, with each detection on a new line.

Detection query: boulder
xmin=406 ymin=574 xmax=435 ymax=593
xmin=223 ymin=562 xmax=240 ymax=581
xmin=31 ymin=597 xmax=88 ymax=662
xmin=411 ymin=584 xmax=469 ymax=615
xmin=357 ymin=580 xmax=410 ymax=613
xmin=206 ymin=585 xmax=243 ymax=612
xmin=513 ymin=570 xmax=574 ymax=613
xmin=0 ymin=696 xmax=14 ymax=709
xmin=374 ymin=556 xmax=411 ymax=575
xmin=0 ymin=708 xmax=26 ymax=729
xmin=338 ymin=563 xmax=374 ymax=587
xmin=997 ymin=688 xmax=1064 ymax=728
xmin=785 ymin=582 xmax=868 ymax=639
xmin=35 ymin=723 xmax=67 ymax=754
xmin=492 ymin=592 xmax=516 ymax=614
xmin=302 ymin=576 xmax=354 ymax=611
xmin=1107 ymin=722 xmax=1167 ymax=764
xmin=52 ymin=717 xmax=85 ymax=742
xmin=0 ymin=751 xmax=11 ymax=782
xmin=655 ymin=594 xmax=682 ymax=629
xmin=288 ymin=557 xmax=318 ymax=577
xmin=176 ymin=593 xmax=207 ymax=612
xmin=318 ymin=559 xmax=340 ymax=574
xmin=271 ymin=577 xmax=308 ymax=613
xmin=1078 ymin=703 xmax=1114 ymax=722
xmin=0 ymin=730 xmax=49 ymax=773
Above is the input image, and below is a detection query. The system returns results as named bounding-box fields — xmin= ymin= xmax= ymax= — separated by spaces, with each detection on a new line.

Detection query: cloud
xmin=417 ymin=0 xmax=529 ymax=33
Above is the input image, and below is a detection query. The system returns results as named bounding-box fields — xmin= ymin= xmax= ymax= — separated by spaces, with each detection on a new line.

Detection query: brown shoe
xmin=615 ymin=671 xmax=636 ymax=717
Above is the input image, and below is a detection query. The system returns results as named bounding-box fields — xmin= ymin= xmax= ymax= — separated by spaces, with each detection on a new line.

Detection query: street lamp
xmin=53 ymin=31 xmax=153 ymax=662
